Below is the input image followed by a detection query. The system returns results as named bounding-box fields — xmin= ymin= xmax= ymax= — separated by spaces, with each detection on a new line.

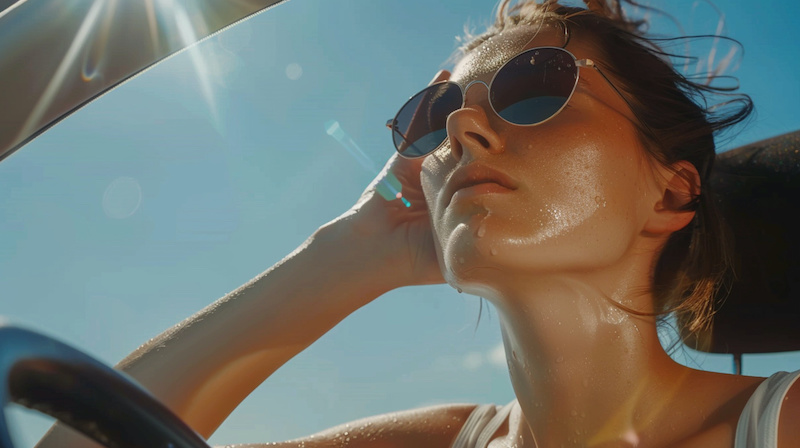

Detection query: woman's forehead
xmin=450 ymin=24 xmax=567 ymax=85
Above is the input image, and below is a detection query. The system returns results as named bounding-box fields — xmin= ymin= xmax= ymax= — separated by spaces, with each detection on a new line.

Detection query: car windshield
xmin=2 ymin=0 xmax=799 ymax=446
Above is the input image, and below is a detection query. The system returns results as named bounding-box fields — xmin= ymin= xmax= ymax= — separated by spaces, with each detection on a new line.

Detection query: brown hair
xmin=460 ymin=0 xmax=753 ymax=348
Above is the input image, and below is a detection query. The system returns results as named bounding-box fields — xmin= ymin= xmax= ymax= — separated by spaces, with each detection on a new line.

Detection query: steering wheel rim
xmin=0 ymin=324 xmax=211 ymax=448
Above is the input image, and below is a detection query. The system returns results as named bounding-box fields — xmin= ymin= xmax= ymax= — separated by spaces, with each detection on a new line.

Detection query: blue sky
xmin=2 ymin=0 xmax=800 ymax=445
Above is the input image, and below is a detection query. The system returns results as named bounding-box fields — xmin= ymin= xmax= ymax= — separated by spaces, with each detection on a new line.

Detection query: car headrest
xmin=682 ymin=131 xmax=800 ymax=354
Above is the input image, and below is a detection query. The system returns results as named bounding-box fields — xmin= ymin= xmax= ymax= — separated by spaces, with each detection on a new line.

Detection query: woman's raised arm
xmin=31 ymin=220 xmax=380 ymax=447
xmin=35 ymin=152 xmax=446 ymax=447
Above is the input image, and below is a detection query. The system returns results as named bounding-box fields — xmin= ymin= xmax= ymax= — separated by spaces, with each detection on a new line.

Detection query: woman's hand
xmin=322 ymin=70 xmax=451 ymax=291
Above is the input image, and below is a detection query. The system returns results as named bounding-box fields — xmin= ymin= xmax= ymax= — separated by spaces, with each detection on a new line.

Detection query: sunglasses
xmin=386 ymin=46 xmax=633 ymax=159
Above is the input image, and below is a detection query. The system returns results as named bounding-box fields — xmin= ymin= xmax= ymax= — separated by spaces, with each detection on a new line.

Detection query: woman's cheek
xmin=442 ymin=151 xmax=639 ymax=280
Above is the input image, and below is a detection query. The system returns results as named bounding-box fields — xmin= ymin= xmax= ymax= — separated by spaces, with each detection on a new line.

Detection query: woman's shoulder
xmin=713 ymin=369 xmax=800 ymax=448
xmin=230 ymin=403 xmax=480 ymax=448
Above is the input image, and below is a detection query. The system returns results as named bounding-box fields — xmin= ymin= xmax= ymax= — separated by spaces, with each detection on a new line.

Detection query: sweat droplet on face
xmin=477 ymin=224 xmax=486 ymax=237
xmin=490 ymin=247 xmax=498 ymax=256
xmin=594 ymin=195 xmax=607 ymax=208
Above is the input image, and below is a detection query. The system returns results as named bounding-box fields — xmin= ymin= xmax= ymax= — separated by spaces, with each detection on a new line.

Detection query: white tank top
xmin=735 ymin=370 xmax=800 ymax=448
xmin=452 ymin=370 xmax=800 ymax=448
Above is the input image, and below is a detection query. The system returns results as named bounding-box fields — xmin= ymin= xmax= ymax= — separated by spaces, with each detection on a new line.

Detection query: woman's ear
xmin=644 ymin=160 xmax=701 ymax=234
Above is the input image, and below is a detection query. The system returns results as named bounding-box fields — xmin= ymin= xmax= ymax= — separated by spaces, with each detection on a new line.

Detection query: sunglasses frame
xmin=386 ymin=45 xmax=643 ymax=159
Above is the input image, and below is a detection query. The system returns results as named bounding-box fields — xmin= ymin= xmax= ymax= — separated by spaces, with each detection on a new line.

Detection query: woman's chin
xmin=444 ymin=268 xmax=503 ymax=298
xmin=441 ymin=232 xmax=510 ymax=296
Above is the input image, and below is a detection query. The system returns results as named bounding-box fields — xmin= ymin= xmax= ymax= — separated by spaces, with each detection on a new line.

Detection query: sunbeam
xmin=144 ymin=0 xmax=163 ymax=57
xmin=15 ymin=0 xmax=107 ymax=145
xmin=155 ymin=0 xmax=223 ymax=134
xmin=80 ymin=0 xmax=116 ymax=82
xmin=1 ymin=0 xmax=283 ymax=161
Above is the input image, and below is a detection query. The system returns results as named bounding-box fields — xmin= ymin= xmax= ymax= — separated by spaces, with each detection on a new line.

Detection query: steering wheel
xmin=0 ymin=324 xmax=211 ymax=448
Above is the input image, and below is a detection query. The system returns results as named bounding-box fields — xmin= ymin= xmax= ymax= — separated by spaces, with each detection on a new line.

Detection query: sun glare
xmin=5 ymin=0 xmax=263 ymax=160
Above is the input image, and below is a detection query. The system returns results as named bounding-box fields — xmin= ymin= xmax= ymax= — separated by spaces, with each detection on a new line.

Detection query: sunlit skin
xmin=419 ymin=25 xmax=766 ymax=447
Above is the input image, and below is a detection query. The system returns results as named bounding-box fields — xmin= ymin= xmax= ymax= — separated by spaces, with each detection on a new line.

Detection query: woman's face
xmin=420 ymin=25 xmax=663 ymax=296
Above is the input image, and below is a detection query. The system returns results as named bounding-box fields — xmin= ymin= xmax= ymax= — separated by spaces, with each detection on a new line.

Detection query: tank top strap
xmin=451 ymin=400 xmax=516 ymax=448
xmin=734 ymin=370 xmax=800 ymax=448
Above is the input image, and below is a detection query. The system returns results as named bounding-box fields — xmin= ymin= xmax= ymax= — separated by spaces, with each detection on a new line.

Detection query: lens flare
xmin=325 ymin=120 xmax=410 ymax=207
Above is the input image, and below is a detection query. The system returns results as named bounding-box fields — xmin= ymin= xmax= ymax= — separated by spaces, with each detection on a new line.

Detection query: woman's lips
xmin=449 ymin=182 xmax=515 ymax=204
xmin=443 ymin=163 xmax=519 ymax=208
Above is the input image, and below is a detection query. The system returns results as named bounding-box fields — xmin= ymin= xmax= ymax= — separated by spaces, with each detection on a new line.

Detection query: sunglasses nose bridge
xmin=460 ymin=80 xmax=491 ymax=108
xmin=462 ymin=79 xmax=490 ymax=92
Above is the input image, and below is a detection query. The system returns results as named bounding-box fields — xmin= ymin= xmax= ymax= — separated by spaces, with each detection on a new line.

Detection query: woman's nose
xmin=445 ymin=81 xmax=504 ymax=161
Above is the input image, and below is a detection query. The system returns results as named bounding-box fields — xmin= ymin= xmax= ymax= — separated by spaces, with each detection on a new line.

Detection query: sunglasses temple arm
xmin=586 ymin=62 xmax=658 ymax=144
xmin=386 ymin=119 xmax=417 ymax=156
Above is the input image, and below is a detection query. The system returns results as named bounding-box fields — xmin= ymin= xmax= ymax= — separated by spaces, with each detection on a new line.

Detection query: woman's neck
xmin=488 ymin=268 xmax=695 ymax=447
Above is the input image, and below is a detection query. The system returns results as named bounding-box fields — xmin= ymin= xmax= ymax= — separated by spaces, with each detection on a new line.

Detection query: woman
xmin=38 ymin=0 xmax=799 ymax=447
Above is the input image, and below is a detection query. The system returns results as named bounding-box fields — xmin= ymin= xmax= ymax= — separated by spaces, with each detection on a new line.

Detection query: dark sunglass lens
xmin=491 ymin=48 xmax=578 ymax=125
xmin=392 ymin=82 xmax=462 ymax=157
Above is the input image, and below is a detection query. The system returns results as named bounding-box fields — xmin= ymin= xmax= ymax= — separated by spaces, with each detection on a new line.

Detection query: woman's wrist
xmin=313 ymin=214 xmax=406 ymax=295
